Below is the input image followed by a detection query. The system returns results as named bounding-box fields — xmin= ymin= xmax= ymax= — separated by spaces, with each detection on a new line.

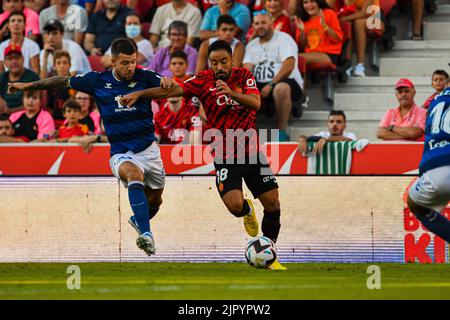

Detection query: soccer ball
xmin=245 ymin=236 xmax=277 ymax=268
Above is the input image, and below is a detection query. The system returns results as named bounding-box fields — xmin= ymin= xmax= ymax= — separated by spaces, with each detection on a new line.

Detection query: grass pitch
xmin=1 ymin=263 xmax=450 ymax=300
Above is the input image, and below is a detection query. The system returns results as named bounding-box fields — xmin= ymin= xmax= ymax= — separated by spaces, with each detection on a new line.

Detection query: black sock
xmin=262 ymin=210 xmax=281 ymax=243
xmin=232 ymin=199 xmax=250 ymax=218
xmin=149 ymin=206 xmax=160 ymax=220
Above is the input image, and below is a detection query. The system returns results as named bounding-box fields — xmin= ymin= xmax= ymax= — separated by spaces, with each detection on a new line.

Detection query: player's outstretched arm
xmin=7 ymin=76 xmax=70 ymax=94
xmin=120 ymin=83 xmax=185 ymax=108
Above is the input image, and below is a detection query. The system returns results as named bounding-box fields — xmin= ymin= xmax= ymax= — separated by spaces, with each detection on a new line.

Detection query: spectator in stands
xmin=70 ymin=0 xmax=96 ymax=16
xmin=9 ymin=90 xmax=55 ymax=142
xmin=0 ymin=113 xmax=27 ymax=142
xmin=68 ymin=118 xmax=108 ymax=153
xmin=149 ymin=0 xmax=202 ymax=50
xmin=298 ymin=110 xmax=357 ymax=156
xmin=74 ymin=90 xmax=101 ymax=134
xmin=294 ymin=0 xmax=343 ymax=65
xmin=39 ymin=0 xmax=89 ymax=46
xmin=149 ymin=21 xmax=198 ymax=77
xmin=101 ymin=13 xmax=154 ymax=69
xmin=243 ymin=11 xmax=304 ymax=141
xmin=196 ymin=14 xmax=244 ymax=72
xmin=0 ymin=0 xmax=40 ymax=42
xmin=339 ymin=0 xmax=384 ymax=77
xmin=49 ymin=99 xmax=89 ymax=142
xmin=154 ymin=96 xmax=202 ymax=144
xmin=45 ymin=50 xmax=75 ymax=128
xmin=24 ymin=1 xmax=47 ymax=13
xmin=377 ymin=78 xmax=426 ymax=141
xmin=200 ymin=0 xmax=251 ymax=42
xmin=40 ymin=19 xmax=91 ymax=78
xmin=246 ymin=0 xmax=294 ymax=42
xmin=0 ymin=44 xmax=39 ymax=114
xmin=84 ymin=0 xmax=132 ymax=56
xmin=423 ymin=70 xmax=449 ymax=109
xmin=169 ymin=50 xmax=190 ymax=83
xmin=398 ymin=0 xmax=424 ymax=40
xmin=0 ymin=11 xmax=40 ymax=74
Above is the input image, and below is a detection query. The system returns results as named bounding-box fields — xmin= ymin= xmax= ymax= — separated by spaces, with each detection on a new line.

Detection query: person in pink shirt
xmin=0 ymin=0 xmax=40 ymax=42
xmin=9 ymin=90 xmax=55 ymax=142
xmin=377 ymin=78 xmax=426 ymax=141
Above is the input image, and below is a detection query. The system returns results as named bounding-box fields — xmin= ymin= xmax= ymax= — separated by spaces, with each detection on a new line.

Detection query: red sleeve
xmin=326 ymin=9 xmax=343 ymax=42
xmin=180 ymin=74 xmax=204 ymax=99
xmin=242 ymin=69 xmax=260 ymax=96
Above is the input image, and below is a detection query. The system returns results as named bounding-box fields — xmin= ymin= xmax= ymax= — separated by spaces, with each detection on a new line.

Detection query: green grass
xmin=0 ymin=263 xmax=450 ymax=299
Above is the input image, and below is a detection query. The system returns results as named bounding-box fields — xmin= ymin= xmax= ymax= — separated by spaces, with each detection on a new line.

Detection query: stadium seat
xmin=303 ymin=21 xmax=352 ymax=106
xmin=88 ymin=55 xmax=105 ymax=72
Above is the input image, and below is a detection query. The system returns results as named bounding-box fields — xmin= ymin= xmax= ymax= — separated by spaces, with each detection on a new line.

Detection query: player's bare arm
xmin=7 ymin=76 xmax=70 ymax=94
xmin=121 ymin=82 xmax=185 ymax=108
xmin=215 ymin=80 xmax=261 ymax=110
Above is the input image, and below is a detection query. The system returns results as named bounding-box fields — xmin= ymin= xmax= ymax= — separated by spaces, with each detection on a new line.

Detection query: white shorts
xmin=409 ymin=165 xmax=450 ymax=212
xmin=109 ymin=142 xmax=165 ymax=189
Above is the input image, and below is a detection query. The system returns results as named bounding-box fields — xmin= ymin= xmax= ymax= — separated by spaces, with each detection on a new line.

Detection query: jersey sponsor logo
xmin=428 ymin=139 xmax=450 ymax=151
xmin=114 ymin=96 xmax=136 ymax=112
xmin=263 ymin=175 xmax=275 ymax=183
xmin=216 ymin=94 xmax=239 ymax=107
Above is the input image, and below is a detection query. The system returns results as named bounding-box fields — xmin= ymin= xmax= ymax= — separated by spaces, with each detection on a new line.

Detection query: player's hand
xmin=120 ymin=91 xmax=141 ymax=108
xmin=297 ymin=137 xmax=308 ymax=157
xmin=160 ymin=77 xmax=174 ymax=89
xmin=312 ymin=138 xmax=327 ymax=155
xmin=7 ymin=82 xmax=28 ymax=95
xmin=215 ymin=80 xmax=231 ymax=96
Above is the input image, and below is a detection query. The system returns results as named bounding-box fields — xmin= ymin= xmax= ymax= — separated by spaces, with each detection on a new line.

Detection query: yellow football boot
xmin=267 ymin=259 xmax=287 ymax=270
xmin=243 ymin=199 xmax=259 ymax=237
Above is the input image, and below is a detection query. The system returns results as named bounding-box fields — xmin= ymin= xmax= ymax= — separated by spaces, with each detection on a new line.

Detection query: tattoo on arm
xmin=27 ymin=76 xmax=71 ymax=90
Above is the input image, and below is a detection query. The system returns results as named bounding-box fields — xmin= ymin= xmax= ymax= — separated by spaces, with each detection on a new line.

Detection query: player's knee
xmin=407 ymin=195 xmax=431 ymax=217
xmin=264 ymin=198 xmax=280 ymax=212
xmin=225 ymin=199 xmax=245 ymax=217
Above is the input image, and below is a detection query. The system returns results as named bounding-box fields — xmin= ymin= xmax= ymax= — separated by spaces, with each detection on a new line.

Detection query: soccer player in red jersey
xmin=122 ymin=40 xmax=286 ymax=270
xmin=154 ymin=96 xmax=201 ymax=144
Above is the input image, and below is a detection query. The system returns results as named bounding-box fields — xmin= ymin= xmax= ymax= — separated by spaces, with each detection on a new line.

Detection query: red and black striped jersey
xmin=154 ymin=99 xmax=201 ymax=144
xmin=180 ymin=68 xmax=260 ymax=160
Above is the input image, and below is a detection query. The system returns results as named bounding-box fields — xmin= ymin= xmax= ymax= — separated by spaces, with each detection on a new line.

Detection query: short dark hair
xmin=329 ymin=110 xmax=346 ymax=121
xmin=217 ymin=15 xmax=236 ymax=29
xmin=170 ymin=50 xmax=188 ymax=63
xmin=208 ymin=40 xmax=232 ymax=57
xmin=54 ymin=49 xmax=71 ymax=65
xmin=168 ymin=20 xmax=188 ymax=36
xmin=0 ymin=114 xmax=11 ymax=123
xmin=126 ymin=12 xmax=142 ymax=23
xmin=432 ymin=69 xmax=449 ymax=79
xmin=111 ymin=38 xmax=137 ymax=57
xmin=8 ymin=11 xmax=26 ymax=24
xmin=63 ymin=99 xmax=81 ymax=113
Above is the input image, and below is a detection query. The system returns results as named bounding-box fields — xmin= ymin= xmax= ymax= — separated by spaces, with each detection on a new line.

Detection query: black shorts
xmin=327 ymin=53 xmax=340 ymax=65
xmin=214 ymin=153 xmax=279 ymax=199
xmin=257 ymin=78 xmax=303 ymax=103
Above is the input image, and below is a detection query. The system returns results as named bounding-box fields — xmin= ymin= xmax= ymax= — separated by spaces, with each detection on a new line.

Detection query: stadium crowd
xmin=0 ymin=0 xmax=443 ymax=148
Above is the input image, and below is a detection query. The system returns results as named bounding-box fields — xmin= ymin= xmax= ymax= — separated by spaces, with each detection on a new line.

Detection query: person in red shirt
xmin=52 ymin=99 xmax=89 ymax=142
xmin=154 ymin=96 xmax=201 ymax=144
xmin=423 ymin=70 xmax=449 ymax=109
xmin=294 ymin=0 xmax=343 ymax=65
xmin=121 ymin=40 xmax=286 ymax=270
